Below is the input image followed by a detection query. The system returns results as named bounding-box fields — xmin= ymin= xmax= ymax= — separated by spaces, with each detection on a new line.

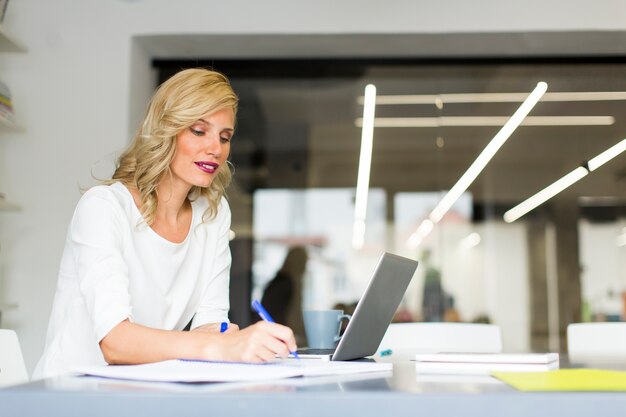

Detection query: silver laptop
xmin=298 ymin=252 xmax=418 ymax=361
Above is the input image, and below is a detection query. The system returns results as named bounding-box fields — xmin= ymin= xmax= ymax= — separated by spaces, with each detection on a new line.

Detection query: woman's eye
xmin=220 ymin=136 xmax=231 ymax=143
xmin=190 ymin=127 xmax=205 ymax=136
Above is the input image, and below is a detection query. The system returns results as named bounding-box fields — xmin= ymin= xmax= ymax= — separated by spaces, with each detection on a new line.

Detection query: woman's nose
xmin=205 ymin=135 xmax=221 ymax=156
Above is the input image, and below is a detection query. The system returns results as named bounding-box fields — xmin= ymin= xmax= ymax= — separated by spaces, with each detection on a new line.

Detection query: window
xmin=158 ymin=58 xmax=626 ymax=352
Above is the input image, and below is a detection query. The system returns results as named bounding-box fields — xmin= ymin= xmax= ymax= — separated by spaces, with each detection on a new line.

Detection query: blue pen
xmin=251 ymin=299 xmax=300 ymax=359
xmin=220 ymin=322 xmax=228 ymax=333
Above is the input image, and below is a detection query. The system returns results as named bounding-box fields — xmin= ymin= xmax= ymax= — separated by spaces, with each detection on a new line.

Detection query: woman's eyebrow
xmin=198 ymin=118 xmax=234 ymax=132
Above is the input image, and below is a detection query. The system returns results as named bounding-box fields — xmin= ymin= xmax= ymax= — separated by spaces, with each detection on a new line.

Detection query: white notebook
xmin=414 ymin=352 xmax=559 ymax=375
xmin=74 ymin=359 xmax=392 ymax=383
xmin=415 ymin=352 xmax=559 ymax=364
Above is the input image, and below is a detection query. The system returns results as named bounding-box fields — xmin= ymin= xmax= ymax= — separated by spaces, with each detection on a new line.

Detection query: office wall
xmin=1 ymin=0 xmax=625 ymax=373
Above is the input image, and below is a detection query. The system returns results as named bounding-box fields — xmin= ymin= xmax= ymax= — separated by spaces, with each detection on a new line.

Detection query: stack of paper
xmin=74 ymin=359 xmax=392 ymax=383
xmin=414 ymin=352 xmax=559 ymax=375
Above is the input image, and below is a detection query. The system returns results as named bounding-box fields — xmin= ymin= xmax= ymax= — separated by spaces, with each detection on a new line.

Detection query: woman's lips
xmin=194 ymin=161 xmax=219 ymax=174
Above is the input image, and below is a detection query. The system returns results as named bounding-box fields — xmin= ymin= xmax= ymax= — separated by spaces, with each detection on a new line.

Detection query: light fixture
xmin=504 ymin=137 xmax=626 ymax=223
xmin=460 ymin=232 xmax=481 ymax=250
xmin=579 ymin=196 xmax=626 ymax=206
xmin=587 ymin=138 xmax=626 ymax=171
xmin=407 ymin=219 xmax=434 ymax=250
xmin=352 ymin=84 xmax=377 ymax=250
xmin=503 ymin=167 xmax=589 ymax=223
xmin=429 ymin=82 xmax=548 ymax=223
xmin=405 ymin=82 xmax=548 ymax=249
xmin=358 ymin=91 xmax=626 ymax=105
xmin=355 ymin=116 xmax=614 ymax=128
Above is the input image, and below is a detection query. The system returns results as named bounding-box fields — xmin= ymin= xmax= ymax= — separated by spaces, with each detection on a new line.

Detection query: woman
xmin=34 ymin=68 xmax=296 ymax=379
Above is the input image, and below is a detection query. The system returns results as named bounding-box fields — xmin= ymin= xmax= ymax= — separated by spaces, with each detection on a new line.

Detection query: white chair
xmin=567 ymin=322 xmax=626 ymax=363
xmin=0 ymin=329 xmax=28 ymax=387
xmin=377 ymin=322 xmax=503 ymax=359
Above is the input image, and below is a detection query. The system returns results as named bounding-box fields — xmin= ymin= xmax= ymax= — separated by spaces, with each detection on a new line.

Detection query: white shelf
xmin=0 ymin=24 xmax=25 ymax=52
xmin=0 ymin=21 xmax=24 ymax=215
xmin=0 ymin=24 xmax=26 ymax=132
xmin=0 ymin=200 xmax=20 ymax=211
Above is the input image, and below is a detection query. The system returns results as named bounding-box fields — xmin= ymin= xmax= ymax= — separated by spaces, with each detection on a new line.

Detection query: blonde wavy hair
xmin=105 ymin=68 xmax=238 ymax=225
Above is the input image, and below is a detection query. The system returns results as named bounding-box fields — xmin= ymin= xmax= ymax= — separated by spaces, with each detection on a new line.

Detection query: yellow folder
xmin=493 ymin=369 xmax=626 ymax=391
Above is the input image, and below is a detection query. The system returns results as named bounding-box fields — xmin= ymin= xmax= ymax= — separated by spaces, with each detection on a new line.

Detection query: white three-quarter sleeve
xmin=69 ymin=189 xmax=133 ymax=341
xmin=191 ymin=199 xmax=232 ymax=329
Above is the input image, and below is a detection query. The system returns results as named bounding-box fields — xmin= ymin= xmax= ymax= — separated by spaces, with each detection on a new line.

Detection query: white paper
xmin=278 ymin=359 xmax=392 ymax=376
xmin=413 ymin=352 xmax=560 ymax=375
xmin=414 ymin=359 xmax=559 ymax=375
xmin=74 ymin=359 xmax=392 ymax=383
xmin=414 ymin=352 xmax=559 ymax=364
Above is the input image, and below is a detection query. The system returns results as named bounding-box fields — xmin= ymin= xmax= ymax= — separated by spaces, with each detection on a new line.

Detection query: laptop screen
xmin=331 ymin=252 xmax=418 ymax=361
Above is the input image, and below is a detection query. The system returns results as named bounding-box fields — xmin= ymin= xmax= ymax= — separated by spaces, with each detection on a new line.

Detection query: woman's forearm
xmin=99 ymin=319 xmax=297 ymax=365
xmin=99 ymin=319 xmax=222 ymax=365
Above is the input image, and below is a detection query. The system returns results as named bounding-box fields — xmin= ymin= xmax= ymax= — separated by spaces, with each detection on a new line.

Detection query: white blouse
xmin=33 ymin=182 xmax=232 ymax=379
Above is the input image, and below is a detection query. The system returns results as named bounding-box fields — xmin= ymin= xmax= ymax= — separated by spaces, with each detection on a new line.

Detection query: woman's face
xmin=169 ymin=107 xmax=234 ymax=191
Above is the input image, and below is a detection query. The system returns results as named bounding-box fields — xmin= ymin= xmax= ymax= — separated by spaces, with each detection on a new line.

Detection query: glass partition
xmin=158 ymin=59 xmax=626 ymax=352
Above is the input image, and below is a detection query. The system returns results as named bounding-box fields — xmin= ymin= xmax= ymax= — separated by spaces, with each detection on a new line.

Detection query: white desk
xmin=3 ymin=359 xmax=626 ymax=417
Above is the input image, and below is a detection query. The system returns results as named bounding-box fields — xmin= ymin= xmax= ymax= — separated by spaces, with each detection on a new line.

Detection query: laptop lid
xmin=331 ymin=252 xmax=418 ymax=361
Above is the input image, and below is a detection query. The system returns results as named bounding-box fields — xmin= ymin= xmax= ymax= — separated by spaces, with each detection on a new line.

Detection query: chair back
xmin=0 ymin=329 xmax=28 ymax=387
xmin=377 ymin=322 xmax=503 ymax=358
xmin=568 ymin=322 xmax=626 ymax=363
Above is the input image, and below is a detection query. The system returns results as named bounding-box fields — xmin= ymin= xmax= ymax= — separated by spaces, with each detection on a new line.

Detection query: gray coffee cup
xmin=303 ymin=309 xmax=351 ymax=349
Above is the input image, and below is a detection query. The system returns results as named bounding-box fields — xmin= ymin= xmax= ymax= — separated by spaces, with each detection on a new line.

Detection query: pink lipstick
xmin=195 ymin=161 xmax=219 ymax=174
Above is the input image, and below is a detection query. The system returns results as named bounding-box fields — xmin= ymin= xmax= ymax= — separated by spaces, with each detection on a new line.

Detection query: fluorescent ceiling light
xmin=429 ymin=82 xmax=548 ymax=223
xmin=503 ymin=167 xmax=589 ymax=223
xmin=352 ymin=84 xmax=377 ymax=250
xmin=579 ymin=196 xmax=626 ymax=206
xmin=587 ymin=138 xmax=626 ymax=171
xmin=407 ymin=219 xmax=434 ymax=250
xmin=358 ymin=91 xmax=626 ymax=105
xmin=355 ymin=116 xmax=614 ymax=128
xmin=504 ymin=138 xmax=626 ymax=222
xmin=406 ymin=82 xmax=547 ymax=248
xmin=460 ymin=232 xmax=481 ymax=250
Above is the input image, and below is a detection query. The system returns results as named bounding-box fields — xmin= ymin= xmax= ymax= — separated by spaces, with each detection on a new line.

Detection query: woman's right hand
xmin=211 ymin=321 xmax=297 ymax=363
xmin=99 ymin=319 xmax=295 ymax=366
